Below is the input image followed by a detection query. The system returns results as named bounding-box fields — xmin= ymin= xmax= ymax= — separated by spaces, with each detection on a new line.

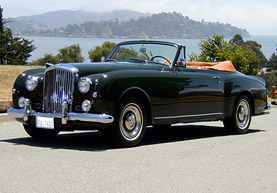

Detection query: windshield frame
xmin=106 ymin=40 xmax=181 ymax=68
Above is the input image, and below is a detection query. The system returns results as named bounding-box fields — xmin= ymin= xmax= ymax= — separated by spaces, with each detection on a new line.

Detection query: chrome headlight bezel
xmin=25 ymin=76 xmax=39 ymax=91
xmin=78 ymin=77 xmax=92 ymax=94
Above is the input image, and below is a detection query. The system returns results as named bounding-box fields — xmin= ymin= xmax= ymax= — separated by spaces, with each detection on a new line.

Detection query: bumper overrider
xmin=265 ymin=103 xmax=272 ymax=110
xmin=264 ymin=102 xmax=272 ymax=114
xmin=7 ymin=99 xmax=114 ymax=125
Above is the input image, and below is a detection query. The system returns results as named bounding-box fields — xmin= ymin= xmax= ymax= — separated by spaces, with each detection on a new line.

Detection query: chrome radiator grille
xmin=43 ymin=67 xmax=75 ymax=113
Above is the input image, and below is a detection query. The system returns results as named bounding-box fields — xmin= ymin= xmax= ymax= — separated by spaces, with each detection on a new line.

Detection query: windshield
xmin=107 ymin=43 xmax=177 ymax=65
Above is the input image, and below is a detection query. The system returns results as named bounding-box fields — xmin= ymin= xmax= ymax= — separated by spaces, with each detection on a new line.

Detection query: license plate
xmin=36 ymin=117 xmax=54 ymax=129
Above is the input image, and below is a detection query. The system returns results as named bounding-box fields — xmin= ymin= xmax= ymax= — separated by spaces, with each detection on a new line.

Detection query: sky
xmin=1 ymin=0 xmax=277 ymax=36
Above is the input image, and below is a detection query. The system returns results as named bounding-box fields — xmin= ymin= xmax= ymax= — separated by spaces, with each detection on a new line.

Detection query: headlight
xmin=25 ymin=76 xmax=38 ymax=91
xmin=78 ymin=77 xmax=92 ymax=94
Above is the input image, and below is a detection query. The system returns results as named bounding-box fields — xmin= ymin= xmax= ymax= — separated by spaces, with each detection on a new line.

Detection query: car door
xmin=176 ymin=67 xmax=224 ymax=121
xmin=150 ymin=66 xmax=179 ymax=123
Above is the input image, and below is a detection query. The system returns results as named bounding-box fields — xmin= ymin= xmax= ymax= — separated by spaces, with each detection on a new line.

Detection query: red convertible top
xmin=187 ymin=61 xmax=236 ymax=72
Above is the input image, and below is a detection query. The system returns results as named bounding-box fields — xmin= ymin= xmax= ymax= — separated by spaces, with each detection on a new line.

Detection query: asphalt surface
xmin=0 ymin=108 xmax=276 ymax=193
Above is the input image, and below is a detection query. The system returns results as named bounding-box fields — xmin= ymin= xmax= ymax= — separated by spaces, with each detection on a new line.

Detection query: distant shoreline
xmin=23 ymin=35 xmax=277 ymax=62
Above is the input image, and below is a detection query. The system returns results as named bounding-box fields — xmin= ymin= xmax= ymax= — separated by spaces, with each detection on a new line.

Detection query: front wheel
xmin=23 ymin=124 xmax=60 ymax=139
xmin=223 ymin=95 xmax=252 ymax=134
xmin=108 ymin=98 xmax=147 ymax=147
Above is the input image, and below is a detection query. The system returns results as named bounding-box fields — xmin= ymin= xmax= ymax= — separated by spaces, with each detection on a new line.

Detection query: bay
xmin=24 ymin=36 xmax=277 ymax=63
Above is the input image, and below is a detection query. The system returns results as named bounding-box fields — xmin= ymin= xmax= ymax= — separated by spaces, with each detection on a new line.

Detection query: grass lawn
xmin=0 ymin=65 xmax=41 ymax=101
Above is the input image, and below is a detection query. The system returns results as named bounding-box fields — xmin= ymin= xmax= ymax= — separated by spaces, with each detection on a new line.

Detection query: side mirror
xmin=101 ymin=56 xmax=105 ymax=62
xmin=177 ymin=58 xmax=187 ymax=67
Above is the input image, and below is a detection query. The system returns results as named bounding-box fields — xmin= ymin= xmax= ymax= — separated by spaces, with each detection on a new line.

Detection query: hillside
xmin=11 ymin=9 xmax=150 ymax=28
xmin=7 ymin=11 xmax=249 ymax=39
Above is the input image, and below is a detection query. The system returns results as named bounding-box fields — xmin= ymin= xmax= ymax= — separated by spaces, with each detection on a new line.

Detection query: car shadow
xmin=0 ymin=124 xmax=264 ymax=151
xmin=1 ymin=131 xmax=113 ymax=151
xmin=142 ymin=125 xmax=264 ymax=146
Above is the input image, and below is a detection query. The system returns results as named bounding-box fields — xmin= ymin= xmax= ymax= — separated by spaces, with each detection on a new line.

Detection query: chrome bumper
xmin=255 ymin=103 xmax=272 ymax=115
xmin=7 ymin=108 xmax=114 ymax=124
xmin=265 ymin=103 xmax=272 ymax=110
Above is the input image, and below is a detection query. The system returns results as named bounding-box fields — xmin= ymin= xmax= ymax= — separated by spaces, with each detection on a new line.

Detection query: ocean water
xmin=24 ymin=36 xmax=277 ymax=62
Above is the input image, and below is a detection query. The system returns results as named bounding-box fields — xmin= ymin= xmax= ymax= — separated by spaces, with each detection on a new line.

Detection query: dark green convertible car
xmin=8 ymin=40 xmax=271 ymax=146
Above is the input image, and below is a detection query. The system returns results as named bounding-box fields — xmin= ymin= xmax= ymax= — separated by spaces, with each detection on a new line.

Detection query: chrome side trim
xmin=7 ymin=108 xmax=114 ymax=124
xmin=154 ymin=112 xmax=223 ymax=120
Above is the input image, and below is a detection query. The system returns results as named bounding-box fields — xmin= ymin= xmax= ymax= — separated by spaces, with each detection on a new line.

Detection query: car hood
xmin=65 ymin=62 xmax=165 ymax=76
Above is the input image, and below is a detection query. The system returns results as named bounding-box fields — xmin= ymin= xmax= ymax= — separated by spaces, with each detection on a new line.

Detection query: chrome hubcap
xmin=125 ymin=113 xmax=136 ymax=130
xmin=238 ymin=106 xmax=246 ymax=121
xmin=236 ymin=99 xmax=250 ymax=129
xmin=120 ymin=103 xmax=143 ymax=140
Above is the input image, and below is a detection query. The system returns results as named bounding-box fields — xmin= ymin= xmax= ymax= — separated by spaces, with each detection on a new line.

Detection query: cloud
xmin=202 ymin=1 xmax=277 ymax=35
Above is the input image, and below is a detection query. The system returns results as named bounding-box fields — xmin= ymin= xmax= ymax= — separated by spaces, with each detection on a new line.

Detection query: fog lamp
xmin=82 ymin=100 xmax=91 ymax=112
xmin=18 ymin=97 xmax=25 ymax=108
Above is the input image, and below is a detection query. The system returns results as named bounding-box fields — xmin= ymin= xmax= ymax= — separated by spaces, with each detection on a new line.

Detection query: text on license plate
xmin=36 ymin=117 xmax=54 ymax=129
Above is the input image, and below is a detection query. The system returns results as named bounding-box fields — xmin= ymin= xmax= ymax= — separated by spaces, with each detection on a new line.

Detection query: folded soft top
xmin=187 ymin=61 xmax=236 ymax=72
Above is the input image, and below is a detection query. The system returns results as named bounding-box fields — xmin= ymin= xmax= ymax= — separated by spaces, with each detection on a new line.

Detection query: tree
xmin=56 ymin=44 xmax=84 ymax=63
xmin=189 ymin=35 xmax=260 ymax=75
xmin=268 ymin=53 xmax=277 ymax=70
xmin=221 ymin=44 xmax=260 ymax=75
xmin=0 ymin=5 xmax=6 ymax=64
xmin=229 ymin=34 xmax=268 ymax=67
xmin=30 ymin=53 xmax=58 ymax=66
xmin=88 ymin=41 xmax=116 ymax=62
xmin=259 ymin=71 xmax=277 ymax=91
xmin=229 ymin=34 xmax=244 ymax=45
xmin=0 ymin=6 xmax=35 ymax=65
xmin=192 ymin=35 xmax=228 ymax=62
xmin=31 ymin=44 xmax=84 ymax=65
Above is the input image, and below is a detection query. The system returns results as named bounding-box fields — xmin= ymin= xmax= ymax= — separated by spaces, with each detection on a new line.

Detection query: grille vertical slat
xmin=43 ymin=67 xmax=75 ymax=113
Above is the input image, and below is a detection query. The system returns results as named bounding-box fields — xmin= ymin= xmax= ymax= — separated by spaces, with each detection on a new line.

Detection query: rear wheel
xmin=108 ymin=97 xmax=147 ymax=147
xmin=23 ymin=124 xmax=60 ymax=139
xmin=223 ymin=95 xmax=252 ymax=134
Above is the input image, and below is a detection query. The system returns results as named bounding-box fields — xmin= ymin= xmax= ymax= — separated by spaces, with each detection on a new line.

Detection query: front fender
xmin=97 ymin=69 xmax=178 ymax=119
xmin=12 ymin=68 xmax=45 ymax=108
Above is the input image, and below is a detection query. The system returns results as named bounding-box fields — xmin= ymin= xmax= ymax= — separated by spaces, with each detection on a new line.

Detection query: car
xmin=8 ymin=40 xmax=271 ymax=147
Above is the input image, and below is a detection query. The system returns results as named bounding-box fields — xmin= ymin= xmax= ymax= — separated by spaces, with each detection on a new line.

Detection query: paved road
xmin=0 ymin=108 xmax=276 ymax=193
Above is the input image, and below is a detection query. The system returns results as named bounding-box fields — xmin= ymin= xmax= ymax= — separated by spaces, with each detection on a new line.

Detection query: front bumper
xmin=265 ymin=103 xmax=272 ymax=110
xmin=263 ymin=102 xmax=271 ymax=115
xmin=255 ymin=102 xmax=271 ymax=115
xmin=7 ymin=108 xmax=114 ymax=124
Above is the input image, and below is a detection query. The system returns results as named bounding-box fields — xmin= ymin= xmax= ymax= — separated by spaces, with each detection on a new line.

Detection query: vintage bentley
xmin=8 ymin=40 xmax=271 ymax=147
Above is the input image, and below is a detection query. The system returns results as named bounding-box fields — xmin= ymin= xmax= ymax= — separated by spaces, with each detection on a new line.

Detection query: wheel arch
xmin=118 ymin=87 xmax=152 ymax=125
xmin=235 ymin=91 xmax=255 ymax=115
